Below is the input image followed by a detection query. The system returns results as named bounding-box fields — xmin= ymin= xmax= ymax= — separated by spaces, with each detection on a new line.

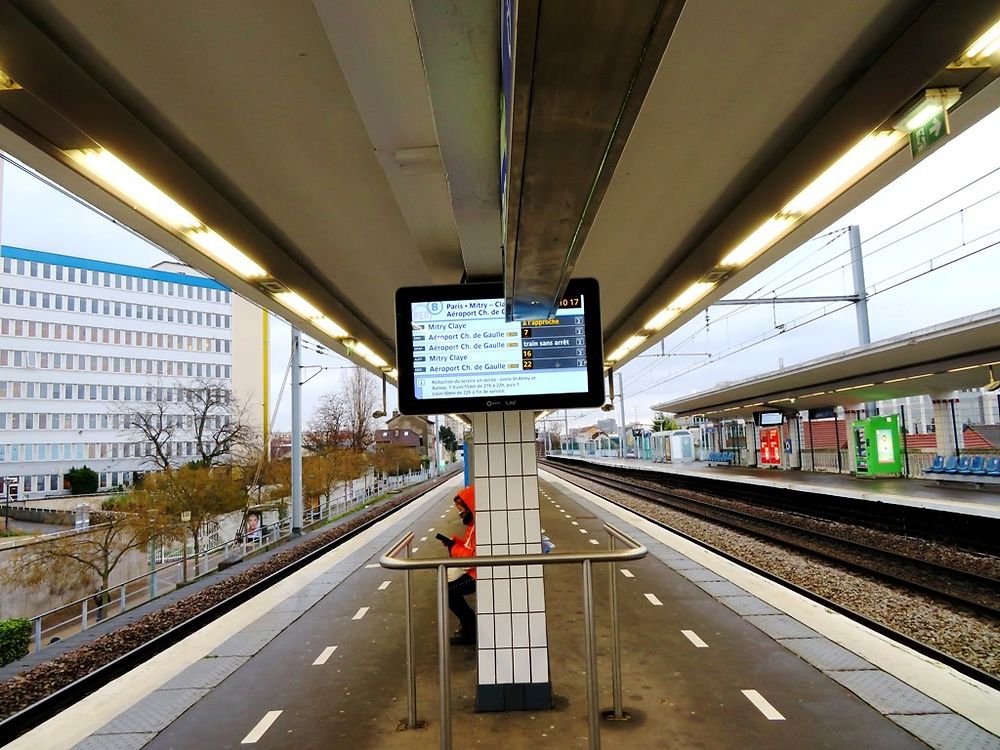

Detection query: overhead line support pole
xmin=291 ymin=327 xmax=303 ymax=535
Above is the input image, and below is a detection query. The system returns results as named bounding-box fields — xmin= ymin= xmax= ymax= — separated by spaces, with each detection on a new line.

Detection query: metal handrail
xmin=380 ymin=522 xmax=647 ymax=750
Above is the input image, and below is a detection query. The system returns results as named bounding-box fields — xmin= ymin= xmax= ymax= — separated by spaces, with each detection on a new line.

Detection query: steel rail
xmin=380 ymin=522 xmax=647 ymax=750
xmin=544 ymin=461 xmax=1000 ymax=692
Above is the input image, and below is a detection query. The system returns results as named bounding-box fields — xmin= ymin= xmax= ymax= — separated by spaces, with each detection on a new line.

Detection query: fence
xmin=25 ymin=467 xmax=436 ymax=653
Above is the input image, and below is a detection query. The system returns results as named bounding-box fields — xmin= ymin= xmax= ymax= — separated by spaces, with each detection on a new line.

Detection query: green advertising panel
xmin=851 ymin=414 xmax=903 ymax=476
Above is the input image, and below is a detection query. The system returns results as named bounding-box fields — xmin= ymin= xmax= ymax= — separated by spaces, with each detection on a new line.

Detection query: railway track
xmin=542 ymin=458 xmax=1000 ymax=688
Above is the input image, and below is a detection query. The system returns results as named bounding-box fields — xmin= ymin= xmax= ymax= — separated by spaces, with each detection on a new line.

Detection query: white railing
xmin=26 ymin=467 xmax=437 ymax=652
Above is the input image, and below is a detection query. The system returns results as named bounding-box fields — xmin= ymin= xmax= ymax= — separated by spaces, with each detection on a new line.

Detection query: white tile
xmin=478 ymin=543 xmax=492 ymax=556
xmin=493 ymin=579 xmax=511 ymax=612
xmin=524 ymin=509 xmax=541 ymax=542
xmin=530 ymin=647 xmax=549 ymax=683
xmin=505 ymin=476 xmax=524 ymax=509
xmin=507 ymin=511 xmax=525 ymax=543
xmin=487 ymin=412 xmax=506 ymax=443
xmin=521 ymin=443 xmax=537 ymax=475
xmin=476 ymin=479 xmax=491 ymax=511
xmin=529 ymin=613 xmax=547 ymax=646
xmin=478 ymin=649 xmax=496 ymax=684
xmin=510 ymin=578 xmax=528 ymax=612
xmin=489 ymin=443 xmax=506 ymax=477
xmin=474 ymin=443 xmax=489 ymax=477
xmin=478 ymin=614 xmax=495 ymax=648
xmin=496 ymin=648 xmax=514 ymax=684
xmin=504 ymin=411 xmax=521 ymax=442
xmin=479 ymin=565 xmax=493 ymax=580
xmin=512 ymin=614 xmax=530 ymax=647
xmin=509 ymin=564 xmax=527 ymax=578
xmin=520 ymin=411 xmax=535 ymax=441
xmin=513 ymin=648 xmax=532 ymax=683
xmin=504 ymin=443 xmax=523 ymax=475
xmin=528 ymin=578 xmax=545 ymax=611
xmin=526 ymin=542 xmax=542 ymax=555
xmin=494 ymin=614 xmax=513 ymax=648
xmin=511 ymin=544 xmax=527 ymax=554
xmin=527 ymin=564 xmax=543 ymax=577
xmin=489 ymin=477 xmax=507 ymax=509
xmin=477 ymin=580 xmax=494 ymax=614
xmin=490 ymin=514 xmax=508 ymax=544
xmin=477 ymin=510 xmax=492 ymax=543
xmin=473 ymin=412 xmax=487 ymax=434
xmin=523 ymin=475 xmax=539 ymax=508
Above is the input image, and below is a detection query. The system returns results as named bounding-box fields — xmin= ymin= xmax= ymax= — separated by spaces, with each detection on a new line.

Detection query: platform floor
xmin=12 ymin=474 xmax=999 ymax=750
xmin=557 ymin=454 xmax=1000 ymax=519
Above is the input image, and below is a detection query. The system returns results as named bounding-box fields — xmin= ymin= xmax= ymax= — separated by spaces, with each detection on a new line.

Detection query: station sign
xmin=909 ymin=108 xmax=948 ymax=158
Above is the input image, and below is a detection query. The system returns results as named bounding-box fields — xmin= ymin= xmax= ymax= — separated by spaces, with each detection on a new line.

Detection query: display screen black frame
xmin=395 ymin=278 xmax=605 ymax=415
xmin=755 ymin=411 xmax=785 ymax=426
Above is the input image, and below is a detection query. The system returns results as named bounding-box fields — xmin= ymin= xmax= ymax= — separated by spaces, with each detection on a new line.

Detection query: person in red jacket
xmin=439 ymin=485 xmax=477 ymax=645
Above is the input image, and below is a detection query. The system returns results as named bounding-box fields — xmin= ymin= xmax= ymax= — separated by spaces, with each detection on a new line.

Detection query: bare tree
xmin=123 ymin=379 xmax=256 ymax=470
xmin=304 ymin=392 xmax=348 ymax=455
xmin=344 ymin=368 xmax=378 ymax=452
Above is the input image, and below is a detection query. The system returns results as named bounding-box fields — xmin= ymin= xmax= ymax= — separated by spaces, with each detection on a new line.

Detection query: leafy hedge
xmin=0 ymin=619 xmax=31 ymax=667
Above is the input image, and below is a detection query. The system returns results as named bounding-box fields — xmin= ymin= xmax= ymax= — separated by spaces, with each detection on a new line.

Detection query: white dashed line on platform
xmin=620 ymin=569 xmax=634 ymax=578
xmin=378 ymin=581 xmax=391 ymax=591
xmin=681 ymin=630 xmax=708 ymax=648
xmin=420 ymin=536 xmax=427 ymax=542
xmin=364 ymin=564 xmax=379 ymax=569
xmin=644 ymin=593 xmax=663 ymax=606
xmin=312 ymin=646 xmax=338 ymax=665
xmin=742 ymin=690 xmax=785 ymax=720
xmin=242 ymin=711 xmax=282 ymax=744
xmin=589 ymin=539 xmax=600 ymax=545
xmin=571 ymin=521 xmax=579 ymax=526
xmin=352 ymin=607 xmax=370 ymax=620
xmin=429 ymin=527 xmax=435 ymax=532
xmin=412 ymin=547 xmax=419 ymax=553
xmin=579 ymin=528 xmax=588 ymax=534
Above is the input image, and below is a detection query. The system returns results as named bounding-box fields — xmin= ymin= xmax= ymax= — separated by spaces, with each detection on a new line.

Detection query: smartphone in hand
xmin=435 ymin=533 xmax=452 ymax=545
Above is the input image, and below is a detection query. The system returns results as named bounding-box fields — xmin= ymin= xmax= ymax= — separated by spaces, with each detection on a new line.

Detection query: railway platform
xmin=9 ymin=473 xmax=998 ymax=750
xmin=554 ymin=455 xmax=1000 ymax=520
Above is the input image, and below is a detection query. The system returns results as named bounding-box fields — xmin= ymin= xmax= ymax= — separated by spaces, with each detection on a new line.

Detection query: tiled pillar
xmin=931 ymin=395 xmax=964 ymax=456
xmin=471 ymin=410 xmax=551 ymax=711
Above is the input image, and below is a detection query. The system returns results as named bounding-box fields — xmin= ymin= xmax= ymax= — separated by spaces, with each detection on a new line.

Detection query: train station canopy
xmin=0 ymin=2 xmax=999 ymax=379
xmin=652 ymin=309 xmax=1000 ymax=419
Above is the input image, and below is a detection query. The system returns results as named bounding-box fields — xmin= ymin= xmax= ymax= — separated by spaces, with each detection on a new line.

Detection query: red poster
xmin=761 ymin=427 xmax=781 ymax=465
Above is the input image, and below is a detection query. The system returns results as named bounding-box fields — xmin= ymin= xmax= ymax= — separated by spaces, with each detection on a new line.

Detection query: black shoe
xmin=449 ymin=632 xmax=476 ymax=645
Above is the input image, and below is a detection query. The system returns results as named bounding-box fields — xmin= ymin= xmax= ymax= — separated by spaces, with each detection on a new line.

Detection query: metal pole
xmin=899 ymin=404 xmax=910 ymax=477
xmin=582 ymin=560 xmax=601 ymax=750
xmin=834 ymin=413 xmax=843 ymax=474
xmin=34 ymin=618 xmax=41 ymax=652
xmin=405 ymin=542 xmax=418 ymax=729
xmin=950 ymin=399 xmax=960 ymax=456
xmin=617 ymin=373 xmax=627 ymax=458
xmin=149 ymin=535 xmax=158 ymax=598
xmin=437 ymin=565 xmax=451 ymax=750
xmin=751 ymin=421 xmax=758 ymax=466
xmin=291 ymin=328 xmax=304 ymax=534
xmin=849 ymin=225 xmax=871 ymax=347
xmin=608 ymin=533 xmax=624 ymax=719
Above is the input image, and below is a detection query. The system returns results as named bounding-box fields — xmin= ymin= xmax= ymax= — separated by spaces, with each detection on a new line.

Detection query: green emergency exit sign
xmin=909 ymin=109 xmax=948 ymax=158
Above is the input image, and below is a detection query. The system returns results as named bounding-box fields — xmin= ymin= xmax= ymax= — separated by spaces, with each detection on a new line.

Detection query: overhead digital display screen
xmin=395 ymin=279 xmax=604 ymax=414
xmin=755 ymin=411 xmax=784 ymax=426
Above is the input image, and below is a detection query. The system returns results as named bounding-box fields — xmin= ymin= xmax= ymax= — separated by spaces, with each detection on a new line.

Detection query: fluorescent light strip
xmin=186 ymin=229 xmax=267 ymax=279
xmin=904 ymin=103 xmax=943 ymax=131
xmin=65 ymin=149 xmax=199 ymax=229
xmin=644 ymin=282 xmax=716 ymax=331
xmin=966 ymin=19 xmax=1000 ymax=58
xmin=720 ymin=217 xmax=795 ymax=268
xmin=315 ymin=316 xmax=348 ymax=338
xmin=835 ymin=383 xmax=874 ymax=392
xmin=781 ymin=131 xmax=904 ymax=216
xmin=275 ymin=291 xmax=323 ymax=320
xmin=607 ymin=335 xmax=647 ymax=362
xmin=352 ymin=342 xmax=388 ymax=368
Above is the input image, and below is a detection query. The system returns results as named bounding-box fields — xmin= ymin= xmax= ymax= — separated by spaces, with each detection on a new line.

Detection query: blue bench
xmin=707 ymin=451 xmax=735 ymax=466
xmin=924 ymin=454 xmax=1000 ymax=484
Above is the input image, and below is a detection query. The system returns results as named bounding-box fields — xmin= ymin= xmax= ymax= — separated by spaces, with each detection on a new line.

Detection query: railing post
xmin=582 ymin=559 xmax=601 ymax=750
xmin=437 ymin=564 xmax=451 ymax=750
xmin=608 ymin=533 xmax=625 ymax=720
xmin=119 ymin=584 xmax=127 ymax=613
xmin=34 ymin=617 xmax=42 ymax=651
xmin=405 ymin=541 xmax=418 ymax=729
xmin=81 ymin=598 xmax=89 ymax=631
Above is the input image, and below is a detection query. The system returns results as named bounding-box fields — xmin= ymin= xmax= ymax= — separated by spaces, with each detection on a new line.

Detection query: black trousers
xmin=447 ymin=573 xmax=477 ymax=634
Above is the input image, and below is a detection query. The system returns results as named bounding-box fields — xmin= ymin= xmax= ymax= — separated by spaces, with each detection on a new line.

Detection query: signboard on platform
xmin=395 ymin=278 xmax=604 ymax=414
xmin=760 ymin=427 xmax=782 ymax=465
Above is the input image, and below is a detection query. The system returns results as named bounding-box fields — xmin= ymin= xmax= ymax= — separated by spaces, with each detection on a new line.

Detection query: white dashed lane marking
xmin=620 ymin=569 xmax=634 ymax=578
xmin=312 ymin=646 xmax=338 ymax=665
xmin=644 ymin=593 xmax=663 ymax=606
xmin=742 ymin=690 xmax=785 ymax=720
xmin=242 ymin=711 xmax=282 ymax=744
xmin=681 ymin=630 xmax=709 ymax=648
xmin=352 ymin=607 xmax=370 ymax=620
xmin=378 ymin=581 xmax=391 ymax=591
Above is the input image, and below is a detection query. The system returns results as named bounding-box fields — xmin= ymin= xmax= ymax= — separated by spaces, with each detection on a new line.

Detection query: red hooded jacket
xmin=450 ymin=486 xmax=476 ymax=579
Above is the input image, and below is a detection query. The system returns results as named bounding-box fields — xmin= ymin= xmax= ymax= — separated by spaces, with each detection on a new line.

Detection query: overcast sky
xmin=2 ymin=104 xmax=999 ymax=431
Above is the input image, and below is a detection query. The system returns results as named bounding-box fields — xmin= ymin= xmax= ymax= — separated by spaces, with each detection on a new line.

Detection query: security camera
xmin=600 ymin=402 xmax=614 ymax=412
xmin=372 ymin=410 xmax=387 ymax=418
xmin=986 ymin=366 xmax=1000 ymax=393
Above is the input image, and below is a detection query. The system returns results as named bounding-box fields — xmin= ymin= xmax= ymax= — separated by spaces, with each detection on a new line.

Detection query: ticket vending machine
xmin=851 ymin=414 xmax=904 ymax=477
